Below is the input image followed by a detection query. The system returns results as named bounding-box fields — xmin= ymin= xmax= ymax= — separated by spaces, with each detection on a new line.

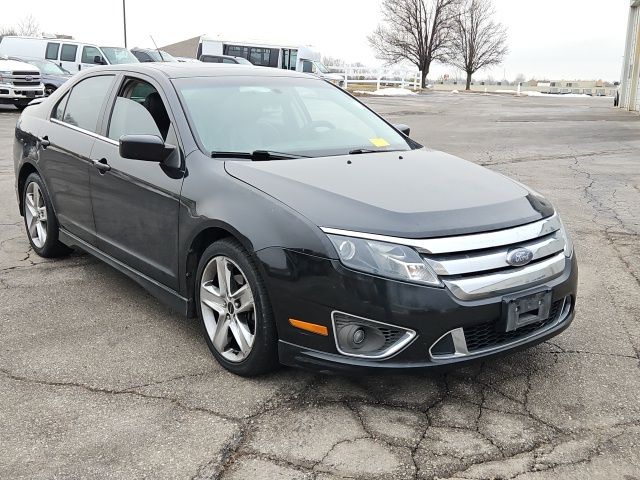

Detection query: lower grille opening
xmin=464 ymin=298 xmax=565 ymax=352
xmin=430 ymin=296 xmax=571 ymax=358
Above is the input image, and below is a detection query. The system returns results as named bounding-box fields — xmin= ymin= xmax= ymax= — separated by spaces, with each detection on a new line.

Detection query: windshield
xmin=174 ymin=76 xmax=412 ymax=158
xmin=313 ymin=61 xmax=330 ymax=74
xmin=150 ymin=50 xmax=177 ymax=62
xmin=100 ymin=47 xmax=139 ymax=65
xmin=23 ymin=59 xmax=69 ymax=75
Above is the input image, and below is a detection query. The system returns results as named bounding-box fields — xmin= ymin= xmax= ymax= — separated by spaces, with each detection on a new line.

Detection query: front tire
xmin=196 ymin=239 xmax=279 ymax=376
xmin=22 ymin=173 xmax=71 ymax=258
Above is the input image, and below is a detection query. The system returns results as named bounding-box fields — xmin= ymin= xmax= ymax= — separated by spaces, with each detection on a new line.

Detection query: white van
xmin=0 ymin=36 xmax=138 ymax=73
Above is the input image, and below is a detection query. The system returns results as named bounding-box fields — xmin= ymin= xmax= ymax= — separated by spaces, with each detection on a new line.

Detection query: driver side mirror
xmin=119 ymin=134 xmax=175 ymax=163
xmin=393 ymin=124 xmax=411 ymax=137
xmin=93 ymin=55 xmax=107 ymax=65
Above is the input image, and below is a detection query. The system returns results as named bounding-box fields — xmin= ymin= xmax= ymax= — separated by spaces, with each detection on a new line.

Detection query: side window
xmin=301 ymin=60 xmax=314 ymax=74
xmin=81 ymin=46 xmax=102 ymax=64
xmin=222 ymin=58 xmax=237 ymax=64
xmin=52 ymin=92 xmax=69 ymax=120
xmin=60 ymin=44 xmax=78 ymax=62
xmin=45 ymin=42 xmax=60 ymax=60
xmin=108 ymin=79 xmax=171 ymax=141
xmin=63 ymin=75 xmax=114 ymax=131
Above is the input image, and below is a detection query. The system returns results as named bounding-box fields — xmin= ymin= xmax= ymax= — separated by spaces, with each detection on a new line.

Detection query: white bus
xmin=197 ymin=37 xmax=344 ymax=85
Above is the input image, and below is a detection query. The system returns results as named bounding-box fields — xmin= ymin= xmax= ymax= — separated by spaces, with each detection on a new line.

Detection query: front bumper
xmin=257 ymin=248 xmax=578 ymax=374
xmin=0 ymin=84 xmax=45 ymax=105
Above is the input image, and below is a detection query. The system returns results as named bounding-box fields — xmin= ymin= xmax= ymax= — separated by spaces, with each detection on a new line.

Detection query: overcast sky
xmin=1 ymin=0 xmax=631 ymax=81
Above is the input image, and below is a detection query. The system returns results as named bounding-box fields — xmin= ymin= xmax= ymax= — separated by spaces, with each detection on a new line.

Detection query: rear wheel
xmin=22 ymin=173 xmax=71 ymax=258
xmin=196 ymin=239 xmax=278 ymax=376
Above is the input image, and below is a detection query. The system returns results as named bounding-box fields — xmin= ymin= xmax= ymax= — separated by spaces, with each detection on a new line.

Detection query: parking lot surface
xmin=1 ymin=92 xmax=639 ymax=479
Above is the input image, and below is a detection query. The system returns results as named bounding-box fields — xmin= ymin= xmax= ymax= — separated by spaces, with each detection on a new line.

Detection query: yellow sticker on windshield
xmin=370 ymin=138 xmax=390 ymax=148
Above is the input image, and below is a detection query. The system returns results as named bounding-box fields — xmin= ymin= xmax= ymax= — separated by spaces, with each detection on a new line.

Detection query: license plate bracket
xmin=500 ymin=290 xmax=552 ymax=332
xmin=25 ymin=91 xmax=35 ymax=98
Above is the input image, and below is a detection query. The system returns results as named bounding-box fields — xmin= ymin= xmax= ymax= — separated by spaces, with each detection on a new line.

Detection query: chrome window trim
xmin=443 ymin=252 xmax=566 ymax=301
xmin=321 ymin=214 xmax=561 ymax=254
xmin=429 ymin=297 xmax=570 ymax=361
xmin=330 ymin=310 xmax=417 ymax=360
xmin=424 ymin=230 xmax=566 ymax=276
xmin=51 ymin=118 xmax=119 ymax=146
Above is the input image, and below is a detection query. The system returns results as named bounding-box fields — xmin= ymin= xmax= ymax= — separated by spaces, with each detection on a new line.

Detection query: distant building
xmin=538 ymin=80 xmax=616 ymax=97
xmin=620 ymin=0 xmax=640 ymax=112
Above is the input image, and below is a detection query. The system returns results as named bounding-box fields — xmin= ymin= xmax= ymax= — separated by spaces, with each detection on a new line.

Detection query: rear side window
xmin=60 ymin=44 xmax=78 ymax=62
xmin=62 ymin=75 xmax=114 ymax=132
xmin=52 ymin=92 xmax=69 ymax=120
xmin=45 ymin=42 xmax=60 ymax=60
xmin=81 ymin=46 xmax=102 ymax=64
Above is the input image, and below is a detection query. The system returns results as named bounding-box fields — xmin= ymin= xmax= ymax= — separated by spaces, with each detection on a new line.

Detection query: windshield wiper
xmin=211 ymin=150 xmax=308 ymax=161
xmin=348 ymin=148 xmax=403 ymax=155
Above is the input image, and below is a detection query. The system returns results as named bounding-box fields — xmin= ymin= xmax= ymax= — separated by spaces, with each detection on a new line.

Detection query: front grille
xmin=11 ymin=71 xmax=37 ymax=76
xmin=464 ymin=299 xmax=565 ymax=352
xmin=13 ymin=81 xmax=39 ymax=86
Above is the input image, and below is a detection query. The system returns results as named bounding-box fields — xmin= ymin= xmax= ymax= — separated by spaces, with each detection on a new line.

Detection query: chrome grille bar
xmin=424 ymin=230 xmax=565 ymax=276
xmin=321 ymin=214 xmax=561 ymax=254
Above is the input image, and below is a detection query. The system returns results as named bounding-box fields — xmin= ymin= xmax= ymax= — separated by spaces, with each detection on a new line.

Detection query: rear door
xmin=45 ymin=41 xmax=61 ymax=65
xmin=42 ymin=74 xmax=117 ymax=244
xmin=89 ymin=74 xmax=185 ymax=289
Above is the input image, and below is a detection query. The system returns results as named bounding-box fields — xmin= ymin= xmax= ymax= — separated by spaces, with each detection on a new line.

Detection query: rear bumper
xmin=257 ymin=248 xmax=578 ymax=373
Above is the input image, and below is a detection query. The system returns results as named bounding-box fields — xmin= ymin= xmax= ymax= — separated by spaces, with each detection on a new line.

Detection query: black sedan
xmin=13 ymin=63 xmax=577 ymax=376
xmin=9 ymin=56 xmax=71 ymax=96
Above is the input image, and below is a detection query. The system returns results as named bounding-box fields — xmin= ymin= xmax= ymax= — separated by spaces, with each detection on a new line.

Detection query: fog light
xmin=332 ymin=311 xmax=416 ymax=359
xmin=353 ymin=327 xmax=365 ymax=344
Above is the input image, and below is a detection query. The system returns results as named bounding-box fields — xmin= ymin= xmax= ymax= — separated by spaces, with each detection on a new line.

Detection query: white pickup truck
xmin=0 ymin=58 xmax=45 ymax=110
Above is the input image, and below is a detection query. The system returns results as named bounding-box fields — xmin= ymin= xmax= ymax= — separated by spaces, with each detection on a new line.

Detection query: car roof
xmin=83 ymin=62 xmax=314 ymax=80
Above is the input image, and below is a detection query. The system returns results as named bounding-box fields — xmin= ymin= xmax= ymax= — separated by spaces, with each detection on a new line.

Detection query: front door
xmin=42 ymin=74 xmax=116 ymax=244
xmin=89 ymin=75 xmax=185 ymax=290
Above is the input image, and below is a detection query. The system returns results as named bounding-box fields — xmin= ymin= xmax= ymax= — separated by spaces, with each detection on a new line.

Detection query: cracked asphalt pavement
xmin=1 ymin=93 xmax=639 ymax=479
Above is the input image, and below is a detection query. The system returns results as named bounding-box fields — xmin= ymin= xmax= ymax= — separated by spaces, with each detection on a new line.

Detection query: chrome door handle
xmin=94 ymin=158 xmax=111 ymax=173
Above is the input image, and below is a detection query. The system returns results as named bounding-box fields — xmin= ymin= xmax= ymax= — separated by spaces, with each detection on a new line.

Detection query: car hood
xmin=224 ymin=149 xmax=554 ymax=238
xmin=0 ymin=59 xmax=39 ymax=73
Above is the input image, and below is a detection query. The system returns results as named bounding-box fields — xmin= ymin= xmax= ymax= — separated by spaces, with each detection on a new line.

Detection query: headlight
xmin=0 ymin=71 xmax=11 ymax=84
xmin=327 ymin=234 xmax=442 ymax=286
xmin=558 ymin=217 xmax=574 ymax=257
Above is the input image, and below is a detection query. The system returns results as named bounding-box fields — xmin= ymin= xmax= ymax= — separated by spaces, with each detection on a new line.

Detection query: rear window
xmin=60 ymin=44 xmax=78 ymax=62
xmin=45 ymin=42 xmax=60 ymax=60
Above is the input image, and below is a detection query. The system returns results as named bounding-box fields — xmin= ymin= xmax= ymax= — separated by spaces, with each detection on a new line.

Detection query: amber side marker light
xmin=289 ymin=318 xmax=329 ymax=336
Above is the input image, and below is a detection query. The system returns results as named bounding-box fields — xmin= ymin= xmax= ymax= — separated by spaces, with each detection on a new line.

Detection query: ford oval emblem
xmin=25 ymin=76 xmax=33 ymax=82
xmin=506 ymin=248 xmax=534 ymax=267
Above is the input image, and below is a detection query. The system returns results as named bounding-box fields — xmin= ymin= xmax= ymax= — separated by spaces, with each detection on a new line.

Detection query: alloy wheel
xmin=25 ymin=182 xmax=48 ymax=249
xmin=200 ymin=255 xmax=256 ymax=362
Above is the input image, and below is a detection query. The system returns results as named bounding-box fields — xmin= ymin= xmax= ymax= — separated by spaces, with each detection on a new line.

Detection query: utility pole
xmin=122 ymin=0 xmax=128 ymax=48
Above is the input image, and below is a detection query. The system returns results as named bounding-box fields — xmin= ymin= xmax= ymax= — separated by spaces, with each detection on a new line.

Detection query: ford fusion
xmin=13 ymin=64 xmax=577 ymax=376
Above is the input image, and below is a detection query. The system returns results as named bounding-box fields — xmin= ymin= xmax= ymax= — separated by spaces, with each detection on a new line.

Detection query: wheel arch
xmin=17 ymin=162 xmax=39 ymax=216
xmin=183 ymin=223 xmax=256 ymax=317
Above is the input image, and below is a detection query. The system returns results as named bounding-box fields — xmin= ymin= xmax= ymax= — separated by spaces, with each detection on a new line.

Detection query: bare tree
xmin=17 ymin=14 xmax=40 ymax=36
xmin=368 ymin=0 xmax=460 ymax=88
xmin=0 ymin=26 xmax=17 ymax=37
xmin=447 ymin=0 xmax=508 ymax=90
